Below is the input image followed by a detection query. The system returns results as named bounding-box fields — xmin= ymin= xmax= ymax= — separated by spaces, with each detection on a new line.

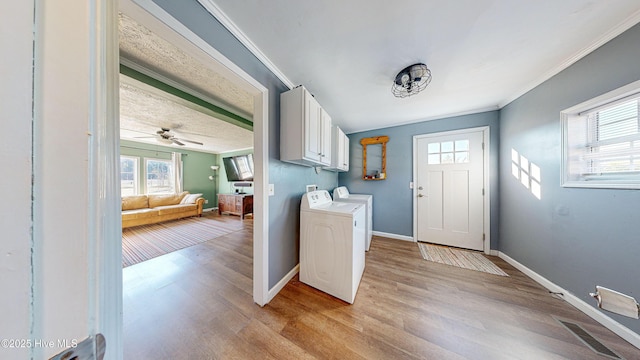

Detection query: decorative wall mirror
xmin=360 ymin=136 xmax=389 ymax=180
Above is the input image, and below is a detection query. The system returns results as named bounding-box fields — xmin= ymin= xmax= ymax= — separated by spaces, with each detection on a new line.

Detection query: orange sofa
xmin=121 ymin=192 xmax=204 ymax=229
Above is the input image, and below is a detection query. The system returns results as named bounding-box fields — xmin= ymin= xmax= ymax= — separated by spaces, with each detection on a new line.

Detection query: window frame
xmin=120 ymin=155 xmax=139 ymax=196
xmin=561 ymin=80 xmax=640 ymax=189
xmin=143 ymin=157 xmax=175 ymax=194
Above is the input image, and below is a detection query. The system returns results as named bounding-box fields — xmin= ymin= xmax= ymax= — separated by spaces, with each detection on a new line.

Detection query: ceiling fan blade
xmin=171 ymin=138 xmax=185 ymax=146
xmin=133 ymin=136 xmax=157 ymax=139
xmin=176 ymin=138 xmax=204 ymax=145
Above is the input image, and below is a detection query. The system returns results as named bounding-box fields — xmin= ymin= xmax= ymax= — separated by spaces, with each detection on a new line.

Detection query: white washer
xmin=333 ymin=186 xmax=373 ymax=251
xmin=300 ymin=190 xmax=366 ymax=304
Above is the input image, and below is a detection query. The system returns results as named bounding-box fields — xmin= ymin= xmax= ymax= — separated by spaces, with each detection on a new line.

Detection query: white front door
xmin=416 ymin=130 xmax=484 ymax=250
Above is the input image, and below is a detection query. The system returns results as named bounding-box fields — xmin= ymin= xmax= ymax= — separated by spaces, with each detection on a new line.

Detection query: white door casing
xmin=414 ymin=128 xmax=487 ymax=251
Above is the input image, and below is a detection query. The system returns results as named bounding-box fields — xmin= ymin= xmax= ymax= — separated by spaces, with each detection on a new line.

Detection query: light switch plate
xmin=409 ymin=182 xmax=414 ymax=189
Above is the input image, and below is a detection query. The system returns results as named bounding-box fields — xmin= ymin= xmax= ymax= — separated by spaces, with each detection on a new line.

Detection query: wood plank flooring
xmin=123 ymin=214 xmax=639 ymax=359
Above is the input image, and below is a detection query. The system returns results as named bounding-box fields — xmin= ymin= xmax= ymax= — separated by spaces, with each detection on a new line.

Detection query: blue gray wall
xmin=153 ymin=0 xmax=337 ymax=288
xmin=339 ymin=111 xmax=500 ymax=249
xmin=500 ymin=23 xmax=640 ymax=333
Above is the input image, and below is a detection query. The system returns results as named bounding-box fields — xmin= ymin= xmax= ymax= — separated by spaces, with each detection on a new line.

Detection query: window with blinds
xmin=562 ymin=81 xmax=640 ymax=189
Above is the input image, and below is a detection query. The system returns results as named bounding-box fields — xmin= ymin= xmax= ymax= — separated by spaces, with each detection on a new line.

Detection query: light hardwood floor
xmin=123 ymin=214 xmax=639 ymax=359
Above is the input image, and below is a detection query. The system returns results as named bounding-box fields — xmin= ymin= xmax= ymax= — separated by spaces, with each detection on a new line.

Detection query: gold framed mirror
xmin=360 ymin=136 xmax=389 ymax=180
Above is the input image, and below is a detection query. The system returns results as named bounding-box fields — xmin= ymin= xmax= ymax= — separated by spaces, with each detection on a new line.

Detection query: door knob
xmin=417 ymin=193 xmax=424 ymax=198
xmin=418 ymin=186 xmax=423 ymax=190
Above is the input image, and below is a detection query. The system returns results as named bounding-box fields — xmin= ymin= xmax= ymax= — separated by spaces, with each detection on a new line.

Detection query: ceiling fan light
xmin=157 ymin=137 xmax=173 ymax=145
xmin=391 ymin=63 xmax=432 ymax=98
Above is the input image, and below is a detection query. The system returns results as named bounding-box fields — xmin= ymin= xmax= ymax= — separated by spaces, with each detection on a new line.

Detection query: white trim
xmin=499 ymin=252 xmax=640 ymax=349
xmin=92 ymin=0 xmax=123 ymax=358
xmin=202 ymin=207 xmax=217 ymax=213
xmin=499 ymin=8 xmax=640 ymax=108
xmin=412 ymin=126 xmax=492 ymax=254
xmin=372 ymin=231 xmax=414 ymax=242
xmin=267 ymin=264 xmax=299 ymax=302
xmin=120 ymin=0 xmax=271 ymax=311
xmin=196 ymin=0 xmax=295 ymax=90
xmin=253 ymin=90 xmax=270 ymax=306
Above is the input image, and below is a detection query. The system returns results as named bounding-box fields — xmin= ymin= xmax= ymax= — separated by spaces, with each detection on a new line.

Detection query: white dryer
xmin=300 ymin=190 xmax=366 ymax=304
xmin=333 ymin=186 xmax=373 ymax=251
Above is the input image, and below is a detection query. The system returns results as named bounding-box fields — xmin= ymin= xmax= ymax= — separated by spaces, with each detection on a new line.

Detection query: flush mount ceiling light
xmin=391 ymin=63 xmax=432 ymax=98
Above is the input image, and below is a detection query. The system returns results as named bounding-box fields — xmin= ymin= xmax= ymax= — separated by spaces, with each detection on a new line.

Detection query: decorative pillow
xmin=179 ymin=192 xmax=191 ymax=204
xmin=182 ymin=193 xmax=203 ymax=204
xmin=177 ymin=191 xmax=188 ymax=203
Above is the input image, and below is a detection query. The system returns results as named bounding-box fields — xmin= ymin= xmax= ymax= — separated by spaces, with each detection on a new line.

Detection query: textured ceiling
xmin=206 ymin=0 xmax=640 ymax=133
xmin=120 ymin=76 xmax=253 ymax=153
xmin=119 ymin=13 xmax=253 ymax=153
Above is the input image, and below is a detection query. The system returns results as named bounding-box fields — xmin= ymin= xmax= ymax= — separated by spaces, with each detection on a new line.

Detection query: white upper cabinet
xmin=281 ymin=86 xmax=332 ymax=167
xmin=327 ymin=125 xmax=349 ymax=172
xmin=320 ymin=108 xmax=332 ymax=166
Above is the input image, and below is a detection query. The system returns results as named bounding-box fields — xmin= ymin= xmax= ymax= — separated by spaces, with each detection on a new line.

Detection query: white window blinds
xmin=563 ymin=85 xmax=640 ymax=188
xmin=580 ymin=95 xmax=640 ymax=177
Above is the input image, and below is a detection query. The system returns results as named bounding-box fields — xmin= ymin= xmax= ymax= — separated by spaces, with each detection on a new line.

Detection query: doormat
xmin=418 ymin=243 xmax=508 ymax=276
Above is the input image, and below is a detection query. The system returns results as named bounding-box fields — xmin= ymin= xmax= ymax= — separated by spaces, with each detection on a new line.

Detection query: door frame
xmin=94 ymin=1 xmax=270 ymax=357
xmin=412 ymin=126 xmax=491 ymax=254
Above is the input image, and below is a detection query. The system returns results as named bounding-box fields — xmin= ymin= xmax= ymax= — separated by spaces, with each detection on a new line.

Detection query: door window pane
xmin=455 ymin=151 xmax=469 ymax=163
xmin=441 ymin=141 xmax=454 ymax=152
xmin=441 ymin=153 xmax=454 ymax=164
xmin=428 ymin=154 xmax=440 ymax=164
xmin=427 ymin=139 xmax=470 ymax=164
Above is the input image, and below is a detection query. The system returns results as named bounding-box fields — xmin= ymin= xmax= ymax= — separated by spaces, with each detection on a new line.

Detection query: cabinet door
xmin=341 ymin=132 xmax=350 ymax=171
xmin=304 ymin=92 xmax=322 ymax=162
xmin=320 ymin=108 xmax=332 ymax=166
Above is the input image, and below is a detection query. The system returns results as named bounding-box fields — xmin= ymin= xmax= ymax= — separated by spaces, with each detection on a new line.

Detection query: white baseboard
xmin=498 ymin=252 xmax=640 ymax=349
xmin=202 ymin=207 xmax=217 ymax=213
xmin=489 ymin=250 xmax=499 ymax=256
xmin=372 ymin=231 xmax=414 ymax=242
xmin=267 ymin=263 xmax=299 ymax=303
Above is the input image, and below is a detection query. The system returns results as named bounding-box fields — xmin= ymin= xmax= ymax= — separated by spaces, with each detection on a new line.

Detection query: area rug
xmin=418 ymin=243 xmax=508 ymax=276
xmin=122 ymin=215 xmax=243 ymax=268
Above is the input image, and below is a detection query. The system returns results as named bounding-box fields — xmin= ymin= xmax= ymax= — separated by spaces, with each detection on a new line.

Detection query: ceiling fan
xmin=136 ymin=127 xmax=203 ymax=146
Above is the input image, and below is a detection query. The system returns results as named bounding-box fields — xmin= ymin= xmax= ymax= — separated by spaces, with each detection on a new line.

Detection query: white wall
xmin=32 ymin=1 xmax=93 ymax=357
xmin=0 ymin=2 xmax=34 ymax=359
xmin=0 ymin=1 xmax=122 ymax=359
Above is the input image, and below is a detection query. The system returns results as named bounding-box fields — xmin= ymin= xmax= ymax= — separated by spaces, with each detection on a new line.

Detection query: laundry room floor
xmin=123 ymin=226 xmax=639 ymax=359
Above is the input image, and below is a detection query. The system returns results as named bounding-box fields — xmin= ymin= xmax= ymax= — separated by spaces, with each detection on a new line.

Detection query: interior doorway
xmin=118 ymin=0 xmax=269 ymax=302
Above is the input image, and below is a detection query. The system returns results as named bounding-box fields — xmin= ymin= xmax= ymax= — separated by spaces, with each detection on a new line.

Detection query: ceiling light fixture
xmin=391 ymin=63 xmax=432 ymax=98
